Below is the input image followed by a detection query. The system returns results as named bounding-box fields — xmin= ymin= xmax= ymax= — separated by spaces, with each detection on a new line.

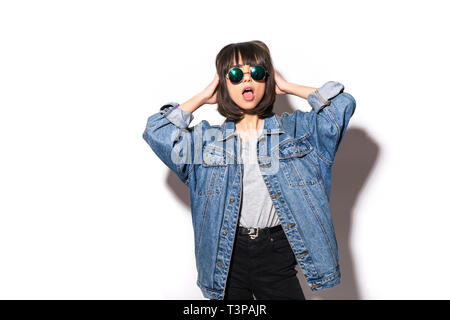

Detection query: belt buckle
xmin=248 ymin=227 xmax=259 ymax=240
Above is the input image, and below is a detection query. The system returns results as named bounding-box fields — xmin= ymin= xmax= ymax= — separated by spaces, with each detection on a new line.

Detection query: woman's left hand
xmin=274 ymin=70 xmax=290 ymax=95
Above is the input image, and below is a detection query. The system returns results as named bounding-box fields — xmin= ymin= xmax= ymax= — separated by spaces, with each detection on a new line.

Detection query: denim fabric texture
xmin=159 ymin=102 xmax=194 ymax=129
xmin=143 ymin=81 xmax=356 ymax=299
xmin=307 ymin=81 xmax=345 ymax=113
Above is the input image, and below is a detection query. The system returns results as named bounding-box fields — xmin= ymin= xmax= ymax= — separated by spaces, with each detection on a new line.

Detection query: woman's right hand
xmin=200 ymin=72 xmax=220 ymax=105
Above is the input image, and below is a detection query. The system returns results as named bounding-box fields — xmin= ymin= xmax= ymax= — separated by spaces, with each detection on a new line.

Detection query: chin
xmin=239 ymin=103 xmax=257 ymax=109
xmin=235 ymin=97 xmax=262 ymax=110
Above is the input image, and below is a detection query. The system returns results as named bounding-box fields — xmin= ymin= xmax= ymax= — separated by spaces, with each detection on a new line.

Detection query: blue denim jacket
xmin=143 ymin=81 xmax=356 ymax=299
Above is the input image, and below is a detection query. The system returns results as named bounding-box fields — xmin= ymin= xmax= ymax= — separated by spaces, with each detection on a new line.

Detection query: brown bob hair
xmin=215 ymin=40 xmax=276 ymax=122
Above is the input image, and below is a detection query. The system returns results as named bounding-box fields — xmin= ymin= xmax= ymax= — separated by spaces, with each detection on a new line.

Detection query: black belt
xmin=238 ymin=224 xmax=283 ymax=239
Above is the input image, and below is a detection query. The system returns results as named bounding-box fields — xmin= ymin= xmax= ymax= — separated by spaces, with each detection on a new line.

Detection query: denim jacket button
xmin=229 ymin=197 xmax=235 ymax=203
xmin=217 ymin=262 xmax=222 ymax=268
xmin=222 ymin=230 xmax=227 ymax=236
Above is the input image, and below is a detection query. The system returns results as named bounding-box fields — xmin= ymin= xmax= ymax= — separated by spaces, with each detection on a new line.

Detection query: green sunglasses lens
xmin=251 ymin=65 xmax=266 ymax=80
xmin=228 ymin=68 xmax=243 ymax=83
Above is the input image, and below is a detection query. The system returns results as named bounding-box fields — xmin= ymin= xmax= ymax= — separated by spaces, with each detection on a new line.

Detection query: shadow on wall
xmin=276 ymin=94 xmax=380 ymax=300
xmin=165 ymin=93 xmax=380 ymax=300
xmin=299 ymin=126 xmax=379 ymax=300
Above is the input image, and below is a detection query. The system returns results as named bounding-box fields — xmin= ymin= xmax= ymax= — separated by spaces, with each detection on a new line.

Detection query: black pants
xmin=224 ymin=225 xmax=305 ymax=300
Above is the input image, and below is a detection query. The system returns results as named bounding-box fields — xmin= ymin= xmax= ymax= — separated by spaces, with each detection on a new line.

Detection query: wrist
xmin=282 ymin=81 xmax=293 ymax=95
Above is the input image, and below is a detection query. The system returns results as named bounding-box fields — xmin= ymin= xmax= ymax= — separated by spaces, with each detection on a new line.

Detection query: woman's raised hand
xmin=274 ymin=70 xmax=290 ymax=95
xmin=177 ymin=72 xmax=219 ymax=114
xmin=200 ymin=72 xmax=220 ymax=105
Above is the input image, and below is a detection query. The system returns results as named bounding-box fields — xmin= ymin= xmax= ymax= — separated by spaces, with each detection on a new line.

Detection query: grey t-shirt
xmin=237 ymin=119 xmax=281 ymax=228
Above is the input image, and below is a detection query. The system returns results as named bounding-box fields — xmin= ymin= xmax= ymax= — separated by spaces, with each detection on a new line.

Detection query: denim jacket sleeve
xmin=142 ymin=102 xmax=196 ymax=185
xmin=159 ymin=102 xmax=194 ymax=129
xmin=305 ymin=81 xmax=356 ymax=164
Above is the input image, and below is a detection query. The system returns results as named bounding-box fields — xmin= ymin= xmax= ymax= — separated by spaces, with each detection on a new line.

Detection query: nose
xmin=242 ymin=70 xmax=252 ymax=82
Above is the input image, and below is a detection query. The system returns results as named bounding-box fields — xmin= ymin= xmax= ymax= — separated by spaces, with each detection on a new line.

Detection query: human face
xmin=225 ymin=55 xmax=266 ymax=110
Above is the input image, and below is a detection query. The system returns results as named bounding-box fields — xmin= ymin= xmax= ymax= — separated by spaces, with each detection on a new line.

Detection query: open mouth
xmin=242 ymin=87 xmax=254 ymax=101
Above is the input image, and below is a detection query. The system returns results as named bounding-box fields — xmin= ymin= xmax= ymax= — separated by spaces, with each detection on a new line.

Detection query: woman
xmin=143 ymin=40 xmax=356 ymax=300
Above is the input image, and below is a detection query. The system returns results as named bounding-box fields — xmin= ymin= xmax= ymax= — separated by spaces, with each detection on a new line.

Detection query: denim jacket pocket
xmin=197 ymin=146 xmax=228 ymax=196
xmin=273 ymin=137 xmax=318 ymax=187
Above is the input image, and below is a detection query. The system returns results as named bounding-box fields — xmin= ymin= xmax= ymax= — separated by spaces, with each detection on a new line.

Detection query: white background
xmin=1 ymin=0 xmax=449 ymax=299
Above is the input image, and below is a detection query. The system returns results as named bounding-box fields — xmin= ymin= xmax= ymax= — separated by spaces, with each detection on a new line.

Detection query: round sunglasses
xmin=226 ymin=65 xmax=268 ymax=84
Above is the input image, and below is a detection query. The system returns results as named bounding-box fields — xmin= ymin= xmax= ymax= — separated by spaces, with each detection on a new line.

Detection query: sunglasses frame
xmin=226 ymin=65 xmax=269 ymax=84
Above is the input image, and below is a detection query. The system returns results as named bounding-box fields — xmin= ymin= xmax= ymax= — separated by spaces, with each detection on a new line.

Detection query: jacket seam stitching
xmin=310 ymin=269 xmax=340 ymax=286
xmin=299 ymin=183 xmax=338 ymax=266
xmin=197 ymin=280 xmax=223 ymax=293
xmin=196 ymin=195 xmax=211 ymax=259
xmin=305 ymin=154 xmax=323 ymax=187
xmin=185 ymin=135 xmax=196 ymax=184
xmin=303 ymin=115 xmax=334 ymax=166
xmin=324 ymin=105 xmax=341 ymax=157
xmin=287 ymin=158 xmax=316 ymax=187
xmin=185 ymin=163 xmax=194 ymax=184
xmin=314 ymin=149 xmax=333 ymax=166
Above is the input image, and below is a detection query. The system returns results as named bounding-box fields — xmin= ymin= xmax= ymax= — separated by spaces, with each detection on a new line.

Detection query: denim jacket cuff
xmin=307 ymin=81 xmax=345 ymax=113
xmin=159 ymin=102 xmax=194 ymax=129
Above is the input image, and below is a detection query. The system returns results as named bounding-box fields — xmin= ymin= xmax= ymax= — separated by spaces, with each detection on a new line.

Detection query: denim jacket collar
xmin=217 ymin=112 xmax=286 ymax=142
